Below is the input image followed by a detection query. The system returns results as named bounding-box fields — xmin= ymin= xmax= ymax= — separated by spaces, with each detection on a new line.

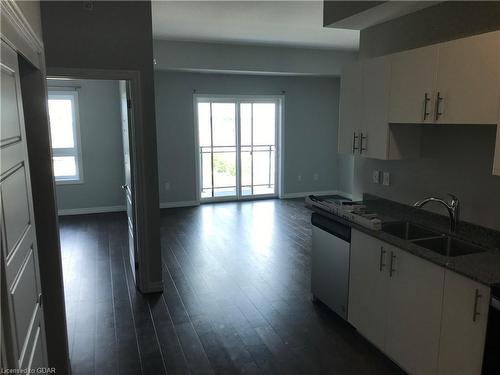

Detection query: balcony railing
xmin=200 ymin=144 xmax=275 ymax=198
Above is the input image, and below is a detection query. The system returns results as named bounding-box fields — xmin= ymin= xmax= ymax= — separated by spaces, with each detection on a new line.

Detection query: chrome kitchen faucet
xmin=413 ymin=194 xmax=460 ymax=233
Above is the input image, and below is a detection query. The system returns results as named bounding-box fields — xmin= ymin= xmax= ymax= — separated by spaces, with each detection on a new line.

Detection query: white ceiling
xmin=151 ymin=1 xmax=360 ymax=50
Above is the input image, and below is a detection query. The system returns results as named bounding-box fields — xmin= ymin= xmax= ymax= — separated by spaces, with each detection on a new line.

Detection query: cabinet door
xmin=389 ymin=45 xmax=438 ymax=124
xmin=338 ymin=62 xmax=362 ymax=155
xmin=348 ymin=230 xmax=389 ymax=349
xmin=362 ymin=56 xmax=391 ymax=159
xmin=385 ymin=247 xmax=444 ymax=375
xmin=438 ymin=271 xmax=490 ymax=375
xmin=436 ymin=31 xmax=500 ymax=124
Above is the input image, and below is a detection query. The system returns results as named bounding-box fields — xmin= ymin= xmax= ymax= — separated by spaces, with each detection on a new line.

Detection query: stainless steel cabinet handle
xmin=389 ymin=251 xmax=396 ymax=277
xmin=352 ymin=132 xmax=359 ymax=153
xmin=423 ymin=92 xmax=431 ymax=120
xmin=435 ymin=91 xmax=444 ymax=120
xmin=472 ymin=288 xmax=482 ymax=322
xmin=360 ymin=133 xmax=367 ymax=154
xmin=379 ymin=246 xmax=386 ymax=272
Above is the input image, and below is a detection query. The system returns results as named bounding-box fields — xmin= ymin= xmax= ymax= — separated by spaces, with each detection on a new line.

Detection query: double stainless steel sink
xmin=382 ymin=221 xmax=486 ymax=257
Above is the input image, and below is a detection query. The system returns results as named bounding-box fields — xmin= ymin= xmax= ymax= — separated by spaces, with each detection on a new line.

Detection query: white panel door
xmin=0 ymin=40 xmax=48 ymax=370
xmin=438 ymin=270 xmax=490 ymax=375
xmin=384 ymin=246 xmax=444 ymax=375
xmin=348 ymin=230 xmax=389 ymax=350
xmin=338 ymin=62 xmax=363 ymax=155
xmin=362 ymin=56 xmax=391 ymax=159
xmin=389 ymin=45 xmax=439 ymax=124
xmin=435 ymin=31 xmax=500 ymax=124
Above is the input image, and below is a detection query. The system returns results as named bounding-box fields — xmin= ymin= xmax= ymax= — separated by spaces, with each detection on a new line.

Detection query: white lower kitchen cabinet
xmin=438 ymin=270 xmax=490 ymax=375
xmin=385 ymin=247 xmax=444 ymax=375
xmin=348 ymin=229 xmax=491 ymax=375
xmin=348 ymin=230 xmax=389 ymax=350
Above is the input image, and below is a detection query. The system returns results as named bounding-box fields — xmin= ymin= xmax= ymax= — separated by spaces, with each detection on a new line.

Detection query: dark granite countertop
xmin=310 ymin=194 xmax=500 ymax=287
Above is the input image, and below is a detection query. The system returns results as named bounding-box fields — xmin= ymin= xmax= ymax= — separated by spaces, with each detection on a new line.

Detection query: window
xmin=48 ymin=91 xmax=83 ymax=183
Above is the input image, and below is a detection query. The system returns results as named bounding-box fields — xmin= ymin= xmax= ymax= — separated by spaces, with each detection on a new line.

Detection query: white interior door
xmin=0 ymin=40 xmax=48 ymax=370
xmin=119 ymin=81 xmax=137 ymax=283
xmin=196 ymin=97 xmax=279 ymax=202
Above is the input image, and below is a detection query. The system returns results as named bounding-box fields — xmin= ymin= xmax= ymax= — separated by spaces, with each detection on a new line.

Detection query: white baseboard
xmin=280 ymin=190 xmax=353 ymax=200
xmin=160 ymin=200 xmax=200 ymax=209
xmin=58 ymin=205 xmax=126 ymax=216
xmin=140 ymin=280 xmax=163 ymax=293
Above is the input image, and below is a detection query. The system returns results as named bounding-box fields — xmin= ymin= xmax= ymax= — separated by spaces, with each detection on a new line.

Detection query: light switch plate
xmin=383 ymin=172 xmax=390 ymax=186
xmin=372 ymin=170 xmax=381 ymax=184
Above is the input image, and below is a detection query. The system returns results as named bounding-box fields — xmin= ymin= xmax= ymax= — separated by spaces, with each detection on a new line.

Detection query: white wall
xmin=153 ymin=39 xmax=357 ymax=76
xmin=49 ymin=79 xmax=125 ymax=213
xmin=154 ymin=71 xmax=341 ymax=204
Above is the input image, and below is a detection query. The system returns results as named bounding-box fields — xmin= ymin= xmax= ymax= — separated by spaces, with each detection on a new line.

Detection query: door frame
xmin=44 ymin=67 xmax=160 ymax=293
xmin=193 ymin=94 xmax=285 ymax=203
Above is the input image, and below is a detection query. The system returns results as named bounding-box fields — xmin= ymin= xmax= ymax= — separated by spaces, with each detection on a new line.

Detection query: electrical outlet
xmin=313 ymin=173 xmax=319 ymax=181
xmin=298 ymin=175 xmax=302 ymax=182
xmin=383 ymin=172 xmax=390 ymax=186
xmin=164 ymin=182 xmax=171 ymax=191
xmin=372 ymin=170 xmax=381 ymax=184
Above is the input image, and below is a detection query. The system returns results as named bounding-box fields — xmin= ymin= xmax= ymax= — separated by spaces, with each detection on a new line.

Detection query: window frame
xmin=48 ymin=90 xmax=84 ymax=184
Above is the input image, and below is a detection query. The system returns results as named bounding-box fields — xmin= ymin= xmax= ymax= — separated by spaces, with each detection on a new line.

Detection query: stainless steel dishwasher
xmin=311 ymin=213 xmax=351 ymax=320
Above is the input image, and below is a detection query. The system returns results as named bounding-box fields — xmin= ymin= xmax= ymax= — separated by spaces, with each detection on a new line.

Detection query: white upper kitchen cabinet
xmin=362 ymin=56 xmax=392 ymax=159
xmin=348 ymin=230 xmax=389 ymax=350
xmin=338 ymin=62 xmax=363 ymax=155
xmin=435 ymin=31 xmax=500 ymax=125
xmin=385 ymin=247 xmax=445 ymax=375
xmin=438 ymin=271 xmax=490 ymax=375
xmin=389 ymin=44 xmax=439 ymax=124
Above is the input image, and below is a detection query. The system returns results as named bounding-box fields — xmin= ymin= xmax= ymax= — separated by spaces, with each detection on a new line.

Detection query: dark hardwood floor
xmin=59 ymin=199 xmax=403 ymax=375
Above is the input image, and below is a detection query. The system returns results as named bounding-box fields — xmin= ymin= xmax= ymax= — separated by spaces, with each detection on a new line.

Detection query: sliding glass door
xmin=196 ymin=96 xmax=279 ymax=202
xmin=198 ymin=101 xmax=237 ymax=199
xmin=240 ymin=102 xmax=276 ymax=196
